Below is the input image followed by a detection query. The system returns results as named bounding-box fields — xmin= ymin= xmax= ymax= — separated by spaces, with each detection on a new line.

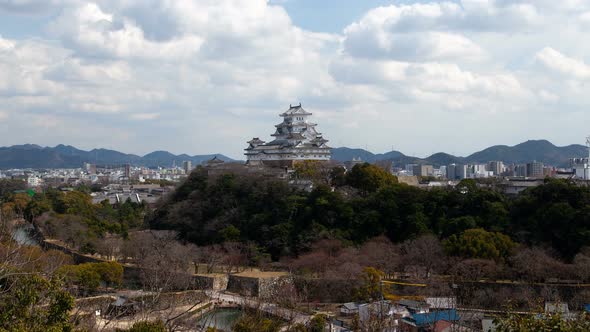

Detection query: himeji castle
xmin=245 ymin=104 xmax=331 ymax=167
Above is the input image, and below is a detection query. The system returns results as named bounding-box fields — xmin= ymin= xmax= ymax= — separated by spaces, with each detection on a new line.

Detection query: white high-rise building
xmin=571 ymin=136 xmax=590 ymax=180
xmin=245 ymin=104 xmax=331 ymax=167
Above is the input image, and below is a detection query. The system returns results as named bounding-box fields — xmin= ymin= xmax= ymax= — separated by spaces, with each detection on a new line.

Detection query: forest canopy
xmin=149 ymin=164 xmax=590 ymax=261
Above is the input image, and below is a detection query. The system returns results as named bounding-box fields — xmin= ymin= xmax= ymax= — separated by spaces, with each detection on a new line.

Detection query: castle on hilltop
xmin=245 ymin=104 xmax=331 ymax=167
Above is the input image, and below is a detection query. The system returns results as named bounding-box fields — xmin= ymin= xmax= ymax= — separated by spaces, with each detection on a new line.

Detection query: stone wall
xmin=227 ymin=275 xmax=260 ymax=297
xmin=294 ymin=278 xmax=363 ymax=303
xmin=226 ymin=274 xmax=294 ymax=298
xmin=193 ymin=274 xmax=229 ymax=291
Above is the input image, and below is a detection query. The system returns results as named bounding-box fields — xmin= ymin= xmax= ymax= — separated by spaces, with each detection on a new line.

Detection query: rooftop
xmin=280 ymin=103 xmax=312 ymax=117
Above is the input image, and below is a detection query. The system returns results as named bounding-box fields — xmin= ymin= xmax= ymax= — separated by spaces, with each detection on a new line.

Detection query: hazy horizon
xmin=2 ymin=137 xmax=587 ymax=161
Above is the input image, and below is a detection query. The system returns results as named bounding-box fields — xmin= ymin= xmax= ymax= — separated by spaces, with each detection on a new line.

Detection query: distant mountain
xmin=331 ymin=147 xmax=391 ymax=163
xmin=0 ymin=145 xmax=234 ymax=169
xmin=142 ymin=150 xmax=232 ymax=167
xmin=332 ymin=140 xmax=587 ymax=167
xmin=466 ymin=140 xmax=586 ymax=166
xmin=0 ymin=139 xmax=585 ymax=169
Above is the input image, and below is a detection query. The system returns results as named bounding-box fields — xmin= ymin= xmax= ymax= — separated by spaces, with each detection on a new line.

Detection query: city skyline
xmin=1 ymin=1 xmax=590 ymax=159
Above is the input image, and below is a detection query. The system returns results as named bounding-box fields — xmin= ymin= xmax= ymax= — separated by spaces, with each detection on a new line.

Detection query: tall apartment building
xmin=413 ymin=164 xmax=434 ymax=177
xmin=183 ymin=160 xmax=193 ymax=175
xmin=447 ymin=163 xmax=468 ymax=180
xmin=526 ymin=161 xmax=544 ymax=178
xmin=488 ymin=161 xmax=504 ymax=176
xmin=515 ymin=164 xmax=527 ymax=177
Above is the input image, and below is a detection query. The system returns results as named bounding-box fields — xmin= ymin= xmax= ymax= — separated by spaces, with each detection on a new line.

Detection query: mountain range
xmin=332 ymin=140 xmax=587 ymax=167
xmin=0 ymin=140 xmax=586 ymax=169
xmin=0 ymin=144 xmax=233 ymax=169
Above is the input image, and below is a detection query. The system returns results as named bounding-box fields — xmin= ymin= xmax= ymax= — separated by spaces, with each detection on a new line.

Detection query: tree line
xmin=149 ymin=164 xmax=590 ymax=262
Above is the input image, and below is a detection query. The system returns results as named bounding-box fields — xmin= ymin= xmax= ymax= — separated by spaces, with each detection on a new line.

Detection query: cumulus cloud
xmin=47 ymin=3 xmax=204 ymax=59
xmin=535 ymin=47 xmax=590 ymax=80
xmin=0 ymin=0 xmax=589 ymax=157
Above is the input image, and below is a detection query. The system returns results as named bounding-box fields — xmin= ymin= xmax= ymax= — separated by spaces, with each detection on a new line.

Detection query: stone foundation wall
xmin=294 ymin=278 xmax=363 ymax=303
xmin=227 ymin=275 xmax=260 ymax=297
xmin=193 ymin=275 xmax=229 ymax=291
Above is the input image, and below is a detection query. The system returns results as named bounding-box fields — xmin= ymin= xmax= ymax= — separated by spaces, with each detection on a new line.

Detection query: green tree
xmin=0 ymin=274 xmax=74 ymax=332
xmin=329 ymin=166 xmax=347 ymax=187
xmin=233 ymin=312 xmax=281 ymax=332
xmin=356 ymin=267 xmax=385 ymax=301
xmin=307 ymin=314 xmax=327 ymax=332
xmin=439 ymin=216 xmax=477 ymax=238
xmin=24 ymin=195 xmax=52 ymax=222
xmin=57 ymin=261 xmax=123 ymax=292
xmin=118 ymin=320 xmax=166 ymax=332
xmin=346 ymin=163 xmax=398 ymax=194
xmin=495 ymin=312 xmax=590 ymax=331
xmin=444 ymin=228 xmax=515 ymax=261
xmin=220 ymin=225 xmax=241 ymax=242
xmin=293 ymin=160 xmax=331 ymax=185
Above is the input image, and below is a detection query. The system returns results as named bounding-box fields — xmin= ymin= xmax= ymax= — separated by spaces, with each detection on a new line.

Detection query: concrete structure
xmin=446 ymin=164 xmax=456 ymax=180
xmin=571 ymin=136 xmax=590 ymax=180
xmin=413 ymin=164 xmax=434 ymax=177
xmin=340 ymin=302 xmax=360 ymax=316
xmin=572 ymin=158 xmax=590 ymax=180
xmin=469 ymin=164 xmax=490 ymax=178
xmin=447 ymin=164 xmax=467 ymax=180
xmin=182 ymin=160 xmax=192 ymax=175
xmin=405 ymin=164 xmax=418 ymax=175
xmin=488 ymin=161 xmax=504 ymax=176
xmin=245 ymin=104 xmax=331 ymax=167
xmin=515 ymin=164 xmax=527 ymax=177
xmin=526 ymin=161 xmax=544 ymax=178
xmin=502 ymin=178 xmax=544 ymax=195
xmin=225 ymin=271 xmax=292 ymax=298
xmin=27 ymin=176 xmax=41 ymax=187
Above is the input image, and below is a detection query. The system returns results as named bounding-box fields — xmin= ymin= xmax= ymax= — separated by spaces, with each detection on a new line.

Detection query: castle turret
xmin=245 ymin=104 xmax=331 ymax=166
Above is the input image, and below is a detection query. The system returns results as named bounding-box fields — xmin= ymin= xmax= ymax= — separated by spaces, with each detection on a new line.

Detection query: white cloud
xmin=47 ymin=3 xmax=203 ymax=59
xmin=130 ymin=112 xmax=160 ymax=121
xmin=535 ymin=47 xmax=590 ymax=80
xmin=0 ymin=0 xmax=589 ymax=157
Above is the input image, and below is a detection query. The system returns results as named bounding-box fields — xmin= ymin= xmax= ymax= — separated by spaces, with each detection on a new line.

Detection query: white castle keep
xmin=245 ymin=104 xmax=331 ymax=167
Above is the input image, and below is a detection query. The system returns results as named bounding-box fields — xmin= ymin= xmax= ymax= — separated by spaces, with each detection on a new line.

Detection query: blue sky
xmin=277 ymin=0 xmax=398 ymax=32
xmin=0 ymin=0 xmax=589 ymax=158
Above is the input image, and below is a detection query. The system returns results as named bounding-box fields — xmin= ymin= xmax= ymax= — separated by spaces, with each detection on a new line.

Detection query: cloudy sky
xmin=1 ymin=0 xmax=590 ymax=159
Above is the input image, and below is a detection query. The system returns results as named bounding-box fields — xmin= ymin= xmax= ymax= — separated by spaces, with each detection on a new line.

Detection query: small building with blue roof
xmin=401 ymin=309 xmax=460 ymax=331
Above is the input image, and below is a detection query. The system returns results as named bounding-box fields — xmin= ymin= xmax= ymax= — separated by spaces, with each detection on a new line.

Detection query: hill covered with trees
xmin=148 ymin=164 xmax=590 ymax=261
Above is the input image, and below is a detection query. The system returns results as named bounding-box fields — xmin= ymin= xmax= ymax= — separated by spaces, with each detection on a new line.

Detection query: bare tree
xmin=400 ymin=234 xmax=445 ymax=279
xmin=95 ymin=236 xmax=123 ymax=261
xmin=509 ymin=247 xmax=571 ymax=282
xmin=359 ymin=236 xmax=400 ymax=278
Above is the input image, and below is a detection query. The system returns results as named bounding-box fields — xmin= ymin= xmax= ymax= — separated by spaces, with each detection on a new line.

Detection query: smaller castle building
xmin=245 ymin=104 xmax=331 ymax=167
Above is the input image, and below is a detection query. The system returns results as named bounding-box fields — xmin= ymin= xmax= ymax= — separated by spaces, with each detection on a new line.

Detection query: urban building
xmin=244 ymin=104 xmax=331 ymax=167
xmin=571 ymin=136 xmax=590 ymax=180
xmin=526 ymin=161 xmax=544 ymax=178
xmin=345 ymin=157 xmax=364 ymax=170
xmin=446 ymin=163 xmax=468 ymax=180
xmin=182 ymin=160 xmax=192 ymax=174
xmin=469 ymin=164 xmax=490 ymax=178
xmin=488 ymin=161 xmax=504 ymax=176
xmin=455 ymin=164 xmax=467 ymax=180
xmin=405 ymin=164 xmax=418 ymax=175
xmin=515 ymin=164 xmax=527 ymax=177
xmin=412 ymin=164 xmax=434 ymax=177
xmin=27 ymin=176 xmax=41 ymax=187
xmin=572 ymin=158 xmax=590 ymax=179
xmin=446 ymin=164 xmax=456 ymax=180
